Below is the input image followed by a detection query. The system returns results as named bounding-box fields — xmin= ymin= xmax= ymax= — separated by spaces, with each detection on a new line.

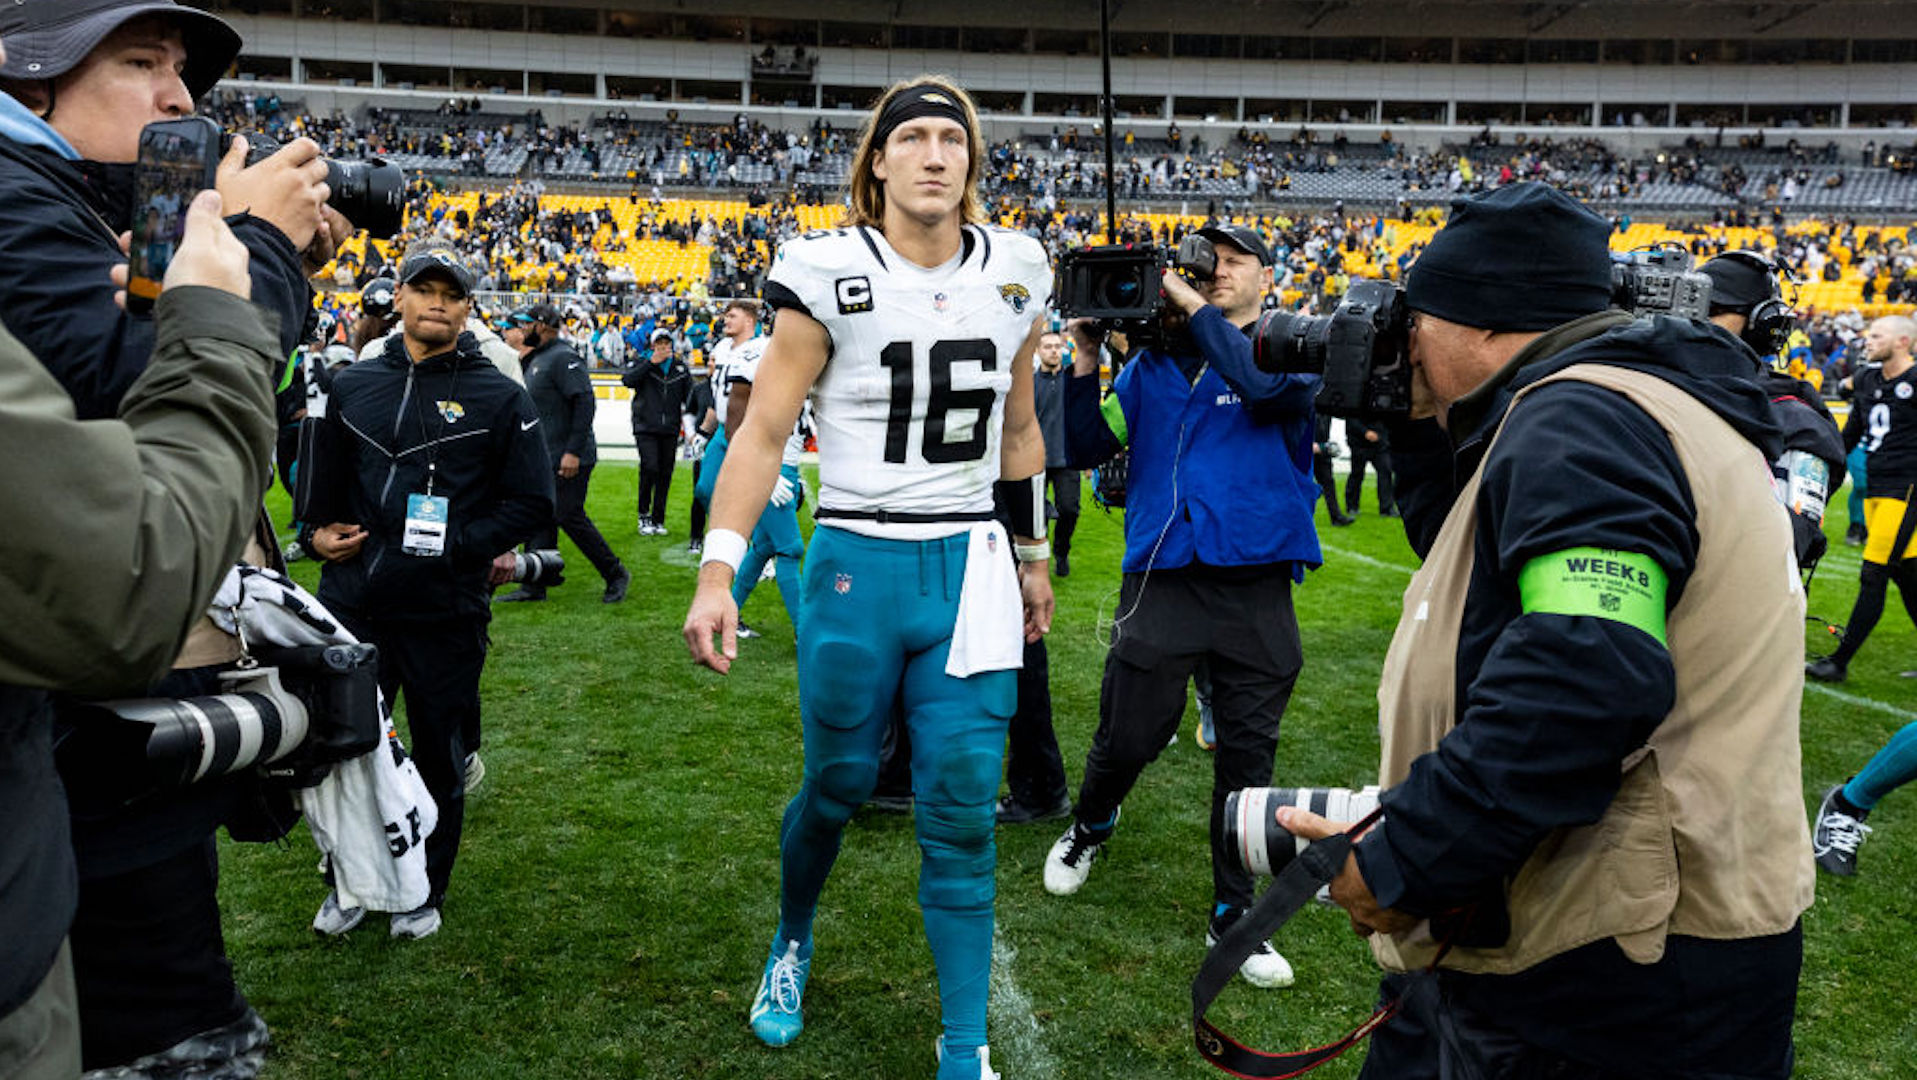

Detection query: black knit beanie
xmin=1406 ymin=183 xmax=1615 ymax=331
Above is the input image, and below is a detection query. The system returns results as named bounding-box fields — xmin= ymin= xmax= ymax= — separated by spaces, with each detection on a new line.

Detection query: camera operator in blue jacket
xmin=1043 ymin=224 xmax=1323 ymax=990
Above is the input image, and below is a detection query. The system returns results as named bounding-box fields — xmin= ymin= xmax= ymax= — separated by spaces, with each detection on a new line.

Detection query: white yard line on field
xmin=989 ymin=931 xmax=1057 ymax=1078
xmin=1804 ymin=682 xmax=1917 ymax=721
xmin=1319 ymin=544 xmax=1415 ymax=577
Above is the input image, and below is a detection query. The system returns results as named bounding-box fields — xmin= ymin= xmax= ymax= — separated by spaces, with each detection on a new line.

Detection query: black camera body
xmin=1054 ymin=234 xmax=1219 ymax=328
xmin=232 ymin=134 xmax=406 ymax=238
xmin=1612 ymin=247 xmax=1713 ymax=321
xmin=1252 ymin=278 xmax=1414 ymax=419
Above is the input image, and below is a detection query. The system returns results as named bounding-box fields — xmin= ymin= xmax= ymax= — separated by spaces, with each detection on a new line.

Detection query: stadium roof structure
xmin=588 ymin=0 xmax=1916 ymax=35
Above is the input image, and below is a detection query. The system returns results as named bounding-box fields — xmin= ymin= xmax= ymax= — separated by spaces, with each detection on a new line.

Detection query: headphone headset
xmin=1714 ymin=250 xmax=1796 ymax=356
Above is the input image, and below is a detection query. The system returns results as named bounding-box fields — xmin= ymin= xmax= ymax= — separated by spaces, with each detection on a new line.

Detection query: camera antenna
xmin=1099 ymin=0 xmax=1118 ymax=242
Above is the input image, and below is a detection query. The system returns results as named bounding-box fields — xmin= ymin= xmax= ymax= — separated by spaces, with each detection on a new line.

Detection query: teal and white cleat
xmin=749 ymin=939 xmax=811 ymax=1047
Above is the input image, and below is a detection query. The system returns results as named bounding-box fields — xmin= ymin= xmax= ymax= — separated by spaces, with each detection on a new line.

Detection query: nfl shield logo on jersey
xmin=834 ymin=572 xmax=853 ymax=595
xmin=987 ymin=531 xmax=998 ymax=554
xmin=998 ymin=283 xmax=1031 ymax=315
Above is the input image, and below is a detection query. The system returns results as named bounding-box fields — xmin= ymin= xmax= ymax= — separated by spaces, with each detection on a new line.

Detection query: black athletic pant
xmin=634 ymin=432 xmax=677 ymax=526
xmin=1831 ymin=562 xmax=1917 ymax=668
xmin=1046 ymin=467 xmax=1080 ymax=558
xmin=535 ymin=463 xmax=622 ymax=581
xmin=1073 ymin=568 xmax=1302 ymax=910
xmin=1005 ymin=638 xmax=1069 ymax=809
xmin=1345 ymin=447 xmax=1395 ymax=515
xmin=70 ymin=837 xmax=247 ymax=1069
xmin=1313 ymin=450 xmax=1345 ymax=521
xmin=338 ymin=611 xmax=487 ymax=910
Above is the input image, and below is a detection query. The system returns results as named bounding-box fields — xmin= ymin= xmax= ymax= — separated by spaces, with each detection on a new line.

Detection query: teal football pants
xmin=774 ymin=525 xmax=1016 ymax=1069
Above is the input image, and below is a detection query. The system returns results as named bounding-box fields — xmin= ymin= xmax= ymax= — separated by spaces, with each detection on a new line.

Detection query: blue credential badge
xmin=402 ymin=493 xmax=450 ymax=557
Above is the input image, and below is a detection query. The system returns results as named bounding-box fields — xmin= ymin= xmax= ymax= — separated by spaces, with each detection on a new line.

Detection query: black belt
xmin=816 ymin=508 xmax=996 ymax=525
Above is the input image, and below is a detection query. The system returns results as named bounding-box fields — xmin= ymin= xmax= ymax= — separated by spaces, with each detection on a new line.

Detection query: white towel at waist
xmin=946 ymin=521 xmax=1025 ymax=678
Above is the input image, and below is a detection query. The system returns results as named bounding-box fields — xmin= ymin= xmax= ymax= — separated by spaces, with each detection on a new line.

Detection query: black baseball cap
xmin=1197 ymin=224 xmax=1273 ymax=266
xmin=0 ymin=0 xmax=241 ymax=101
xmin=523 ymin=302 xmax=565 ymax=327
xmin=396 ymin=250 xmax=475 ymax=298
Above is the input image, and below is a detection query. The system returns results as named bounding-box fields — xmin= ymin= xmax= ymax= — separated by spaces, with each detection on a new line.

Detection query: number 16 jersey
xmin=763 ymin=223 xmax=1051 ymax=535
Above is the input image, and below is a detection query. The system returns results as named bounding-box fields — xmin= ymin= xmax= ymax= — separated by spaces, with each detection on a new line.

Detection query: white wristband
xmin=1015 ymin=541 xmax=1052 ymax=563
xmin=700 ymin=528 xmax=750 ymax=573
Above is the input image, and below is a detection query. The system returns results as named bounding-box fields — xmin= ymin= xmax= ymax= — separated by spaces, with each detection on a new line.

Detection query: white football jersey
xmin=706 ymin=333 xmax=766 ymax=427
xmin=727 ymin=348 xmax=808 ymax=467
xmin=764 ymin=223 xmax=1050 ymax=534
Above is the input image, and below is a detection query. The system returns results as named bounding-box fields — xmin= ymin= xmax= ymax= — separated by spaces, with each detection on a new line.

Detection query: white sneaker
xmin=390 ymin=905 xmax=442 ymax=940
xmin=1207 ymin=909 xmax=1295 ymax=989
xmin=1043 ymin=810 xmax=1117 ymax=896
xmin=935 ymin=1037 xmax=1001 ymax=1080
xmin=312 ymin=890 xmax=364 ymax=936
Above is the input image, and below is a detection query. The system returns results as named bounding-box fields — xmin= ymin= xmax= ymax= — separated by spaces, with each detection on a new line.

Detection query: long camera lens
xmin=1224 ymin=785 xmax=1382 ymax=876
xmin=239 ymin=134 xmax=406 ymax=238
xmin=513 ymin=549 xmax=567 ymax=588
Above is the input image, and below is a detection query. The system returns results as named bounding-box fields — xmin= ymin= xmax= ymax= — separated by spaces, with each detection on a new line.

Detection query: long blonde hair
xmin=839 ymin=75 xmax=988 ymax=229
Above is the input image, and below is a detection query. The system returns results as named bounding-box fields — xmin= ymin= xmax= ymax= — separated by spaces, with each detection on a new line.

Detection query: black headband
xmin=873 ymin=85 xmax=972 ymax=149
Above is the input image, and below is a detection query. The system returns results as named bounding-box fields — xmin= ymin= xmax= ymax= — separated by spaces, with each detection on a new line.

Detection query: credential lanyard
xmin=407 ymin=362 xmax=462 ymax=498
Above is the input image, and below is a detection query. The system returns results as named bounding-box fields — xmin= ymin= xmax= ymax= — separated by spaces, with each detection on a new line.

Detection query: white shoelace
xmin=1823 ymin=812 xmax=1873 ymax=854
xmin=767 ymin=944 xmax=806 ymax=1012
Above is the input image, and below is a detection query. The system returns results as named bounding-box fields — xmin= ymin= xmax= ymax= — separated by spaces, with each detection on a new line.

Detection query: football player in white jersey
xmin=684 ymin=76 xmax=1053 ymax=1080
xmin=689 ymin=300 xmax=769 ymax=530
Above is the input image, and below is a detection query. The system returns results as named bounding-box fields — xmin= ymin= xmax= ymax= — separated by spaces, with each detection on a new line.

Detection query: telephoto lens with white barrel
xmin=112 ymin=667 xmax=311 ymax=788
xmin=1224 ymin=785 xmax=1383 ymax=877
xmin=512 ymin=549 xmax=566 ymax=587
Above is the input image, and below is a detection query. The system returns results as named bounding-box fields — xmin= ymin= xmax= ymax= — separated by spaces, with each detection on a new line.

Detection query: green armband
xmin=1517 ymin=546 xmax=1669 ymax=646
xmin=1099 ymin=391 xmax=1129 ymax=447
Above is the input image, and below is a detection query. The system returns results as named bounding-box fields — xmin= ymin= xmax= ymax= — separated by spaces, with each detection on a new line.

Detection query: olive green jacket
xmin=0 ymin=286 xmax=281 ymax=695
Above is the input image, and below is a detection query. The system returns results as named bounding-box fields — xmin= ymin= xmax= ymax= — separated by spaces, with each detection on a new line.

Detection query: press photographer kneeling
xmin=1268 ymin=184 xmax=1810 ymax=1079
xmin=1043 ymin=225 xmax=1323 ymax=989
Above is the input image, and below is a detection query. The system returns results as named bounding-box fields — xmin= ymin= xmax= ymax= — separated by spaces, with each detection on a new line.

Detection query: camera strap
xmin=1192 ymin=807 xmax=1432 ymax=1079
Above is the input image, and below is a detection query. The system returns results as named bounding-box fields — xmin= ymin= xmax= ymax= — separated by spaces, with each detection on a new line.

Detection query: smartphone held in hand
xmin=128 ymin=118 xmax=222 ymax=314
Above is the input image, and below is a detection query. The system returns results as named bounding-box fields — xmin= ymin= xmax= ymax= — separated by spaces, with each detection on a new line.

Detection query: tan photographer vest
xmin=1370 ymin=364 xmax=1815 ymax=976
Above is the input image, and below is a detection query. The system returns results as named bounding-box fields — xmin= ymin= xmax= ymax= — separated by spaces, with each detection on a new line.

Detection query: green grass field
xmin=223 ymin=462 xmax=1917 ymax=1078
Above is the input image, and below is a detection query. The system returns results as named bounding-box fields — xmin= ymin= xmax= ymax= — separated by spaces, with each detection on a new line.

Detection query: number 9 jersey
xmin=762 ymin=224 xmax=1052 ymax=532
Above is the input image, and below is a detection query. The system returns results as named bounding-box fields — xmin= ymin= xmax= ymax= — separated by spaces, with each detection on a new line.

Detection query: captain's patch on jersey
xmin=1517 ymin=546 xmax=1669 ymax=645
xmin=835 ymin=276 xmax=873 ymax=314
xmin=998 ymin=283 xmax=1031 ymax=314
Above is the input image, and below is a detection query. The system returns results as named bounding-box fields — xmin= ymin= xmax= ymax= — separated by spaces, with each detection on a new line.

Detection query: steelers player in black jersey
xmin=1810 ymin=315 xmax=1917 ymax=682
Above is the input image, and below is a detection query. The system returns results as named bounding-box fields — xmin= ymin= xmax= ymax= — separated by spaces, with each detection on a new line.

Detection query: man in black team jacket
xmin=498 ymin=301 xmax=629 ymax=604
xmin=302 ymin=250 xmax=552 ymax=939
xmin=624 ymin=328 xmax=693 ymax=536
xmin=1283 ymin=184 xmax=1810 ymax=1080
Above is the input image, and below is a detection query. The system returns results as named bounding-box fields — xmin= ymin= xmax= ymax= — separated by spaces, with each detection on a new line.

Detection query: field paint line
xmin=989 ymin=931 xmax=1057 ymax=1078
xmin=1319 ymin=544 xmax=1415 ymax=577
xmin=1804 ymin=682 xmax=1917 ymax=721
